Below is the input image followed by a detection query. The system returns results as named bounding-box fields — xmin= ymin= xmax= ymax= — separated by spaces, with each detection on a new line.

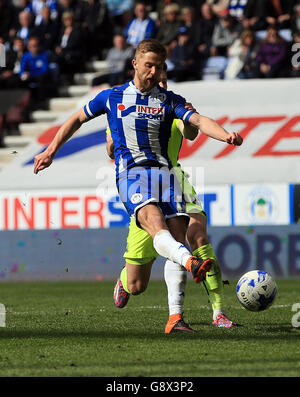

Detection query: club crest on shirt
xmin=157 ymin=93 xmax=167 ymax=102
xmin=130 ymin=193 xmax=143 ymax=204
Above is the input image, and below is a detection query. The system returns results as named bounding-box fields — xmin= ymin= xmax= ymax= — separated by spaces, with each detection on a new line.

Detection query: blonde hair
xmin=240 ymin=29 xmax=255 ymax=44
xmin=62 ymin=11 xmax=74 ymax=22
xmin=164 ymin=3 xmax=180 ymax=15
xmin=135 ymin=39 xmax=167 ymax=61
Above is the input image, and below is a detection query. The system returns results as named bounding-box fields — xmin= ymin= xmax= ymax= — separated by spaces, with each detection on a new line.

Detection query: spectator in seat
xmin=35 ymin=5 xmax=59 ymax=51
xmin=0 ymin=0 xmax=16 ymax=42
xmin=91 ymin=34 xmax=134 ymax=87
xmin=105 ymin=0 xmax=134 ymax=33
xmin=228 ymin=0 xmax=248 ymax=20
xmin=180 ymin=6 xmax=201 ymax=42
xmin=225 ymin=29 xmax=259 ymax=79
xmin=291 ymin=1 xmax=300 ymax=34
xmin=125 ymin=1 xmax=156 ymax=48
xmin=156 ymin=0 xmax=198 ymax=20
xmin=19 ymin=36 xmax=50 ymax=102
xmin=82 ymin=0 xmax=112 ymax=60
xmin=55 ymin=11 xmax=85 ymax=81
xmin=27 ymin=0 xmax=59 ymax=26
xmin=243 ymin=0 xmax=277 ymax=31
xmin=57 ymin=0 xmax=86 ymax=26
xmin=254 ymin=25 xmax=288 ymax=78
xmin=196 ymin=2 xmax=218 ymax=61
xmin=14 ymin=10 xmax=35 ymax=45
xmin=156 ymin=3 xmax=181 ymax=48
xmin=264 ymin=0 xmax=296 ymax=31
xmin=290 ymin=31 xmax=300 ymax=77
xmin=169 ymin=26 xmax=198 ymax=82
xmin=0 ymin=37 xmax=26 ymax=89
xmin=206 ymin=0 xmax=230 ymax=15
xmin=211 ymin=9 xmax=239 ymax=57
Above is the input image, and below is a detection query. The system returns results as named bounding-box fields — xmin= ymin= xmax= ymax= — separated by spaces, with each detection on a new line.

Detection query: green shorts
xmin=175 ymin=166 xmax=205 ymax=215
xmin=123 ymin=168 xmax=205 ymax=265
xmin=123 ymin=217 xmax=158 ymax=265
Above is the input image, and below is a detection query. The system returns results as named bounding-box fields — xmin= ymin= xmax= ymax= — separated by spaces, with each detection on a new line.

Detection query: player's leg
xmin=138 ymin=203 xmax=212 ymax=283
xmin=180 ymin=169 xmax=237 ymax=327
xmin=113 ymin=260 xmax=155 ymax=308
xmin=132 ymin=217 xmax=197 ymax=333
xmin=187 ymin=212 xmax=238 ymax=328
xmin=114 ymin=217 xmax=157 ymax=308
xmin=118 ymin=166 xmax=212 ymax=282
xmin=115 ymin=218 xmax=194 ymax=334
xmin=163 ymin=259 xmax=196 ymax=334
xmin=163 ymin=214 xmax=209 ymax=334
xmin=125 ymin=260 xmax=154 ymax=295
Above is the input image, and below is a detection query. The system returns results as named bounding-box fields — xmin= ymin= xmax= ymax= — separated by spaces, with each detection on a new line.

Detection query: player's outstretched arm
xmin=34 ymin=108 xmax=89 ymax=174
xmin=188 ymin=112 xmax=243 ymax=146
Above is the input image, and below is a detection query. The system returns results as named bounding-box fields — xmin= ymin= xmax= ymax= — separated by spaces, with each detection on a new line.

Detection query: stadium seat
xmin=256 ymin=29 xmax=292 ymax=42
xmin=202 ymin=56 xmax=229 ymax=80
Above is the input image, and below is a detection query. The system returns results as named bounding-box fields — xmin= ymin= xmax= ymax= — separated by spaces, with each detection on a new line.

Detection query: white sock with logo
xmin=164 ymin=259 xmax=187 ymax=316
xmin=153 ymin=230 xmax=191 ymax=268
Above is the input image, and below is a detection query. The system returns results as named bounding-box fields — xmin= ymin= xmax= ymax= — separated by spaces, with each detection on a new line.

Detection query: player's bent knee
xmin=127 ymin=279 xmax=148 ymax=295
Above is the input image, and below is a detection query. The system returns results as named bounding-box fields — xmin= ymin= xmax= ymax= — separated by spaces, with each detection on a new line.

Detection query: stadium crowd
xmin=0 ymin=0 xmax=300 ymax=143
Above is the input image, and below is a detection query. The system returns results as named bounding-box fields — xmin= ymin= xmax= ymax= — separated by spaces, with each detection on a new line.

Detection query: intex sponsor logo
xmin=117 ymin=104 xmax=164 ymax=120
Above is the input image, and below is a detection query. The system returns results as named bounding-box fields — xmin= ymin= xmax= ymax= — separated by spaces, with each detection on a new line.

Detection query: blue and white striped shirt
xmin=83 ymin=80 xmax=195 ymax=174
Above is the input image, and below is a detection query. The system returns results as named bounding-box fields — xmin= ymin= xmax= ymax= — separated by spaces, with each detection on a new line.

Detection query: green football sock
xmin=120 ymin=267 xmax=130 ymax=294
xmin=193 ymin=244 xmax=224 ymax=312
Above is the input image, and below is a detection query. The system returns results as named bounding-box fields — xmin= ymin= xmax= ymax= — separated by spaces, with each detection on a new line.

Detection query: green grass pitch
xmin=0 ymin=279 xmax=299 ymax=377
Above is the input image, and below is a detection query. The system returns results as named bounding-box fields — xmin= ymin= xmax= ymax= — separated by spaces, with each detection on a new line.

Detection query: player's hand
xmin=226 ymin=132 xmax=243 ymax=146
xmin=185 ymin=102 xmax=196 ymax=112
xmin=34 ymin=151 xmax=53 ymax=174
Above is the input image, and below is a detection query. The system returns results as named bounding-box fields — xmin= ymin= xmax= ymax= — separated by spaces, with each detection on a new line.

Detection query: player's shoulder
xmin=161 ymin=88 xmax=186 ymax=107
xmin=111 ymin=81 xmax=131 ymax=93
xmin=156 ymin=85 xmax=185 ymax=101
xmin=92 ymin=87 xmax=112 ymax=101
xmin=93 ymin=82 xmax=130 ymax=99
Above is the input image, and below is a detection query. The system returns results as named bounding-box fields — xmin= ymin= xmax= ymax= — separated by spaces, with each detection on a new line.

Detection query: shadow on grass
xmin=0 ymin=324 xmax=300 ymax=341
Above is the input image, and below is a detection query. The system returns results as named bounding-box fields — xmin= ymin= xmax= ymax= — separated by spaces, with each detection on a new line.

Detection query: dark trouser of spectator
xmin=0 ymin=74 xmax=25 ymax=89
xmin=91 ymin=72 xmax=123 ymax=87
xmin=86 ymin=28 xmax=113 ymax=60
xmin=168 ymin=67 xmax=198 ymax=83
xmin=215 ymin=46 xmax=229 ymax=57
xmin=55 ymin=53 xmax=85 ymax=85
xmin=290 ymin=68 xmax=300 ymax=78
xmin=254 ymin=63 xmax=285 ymax=78
xmin=249 ymin=17 xmax=268 ymax=32
xmin=27 ymin=74 xmax=50 ymax=103
xmin=237 ymin=70 xmax=255 ymax=79
xmin=244 ymin=0 xmax=271 ymax=31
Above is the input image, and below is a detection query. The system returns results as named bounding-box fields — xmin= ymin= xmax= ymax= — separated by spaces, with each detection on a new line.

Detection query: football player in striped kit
xmin=108 ymin=66 xmax=241 ymax=332
xmin=34 ymin=40 xmax=242 ymax=331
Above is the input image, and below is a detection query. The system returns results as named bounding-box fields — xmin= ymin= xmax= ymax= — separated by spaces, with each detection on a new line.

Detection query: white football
xmin=236 ymin=270 xmax=277 ymax=312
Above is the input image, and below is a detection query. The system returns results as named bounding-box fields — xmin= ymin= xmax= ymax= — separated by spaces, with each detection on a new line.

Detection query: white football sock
xmin=153 ymin=230 xmax=191 ymax=268
xmin=164 ymin=260 xmax=187 ymax=316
